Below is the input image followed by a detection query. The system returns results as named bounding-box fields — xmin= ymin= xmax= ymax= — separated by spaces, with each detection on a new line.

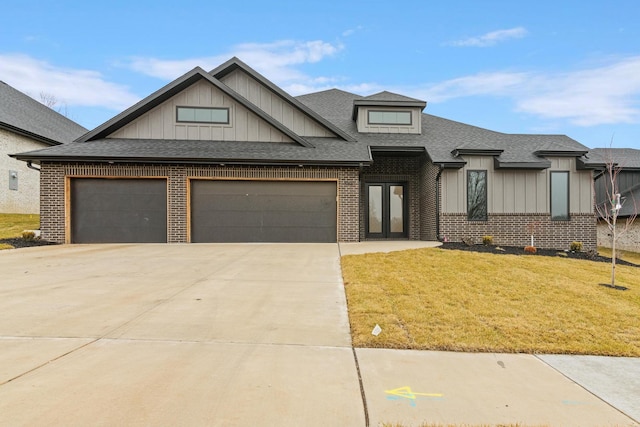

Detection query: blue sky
xmin=1 ymin=0 xmax=639 ymax=149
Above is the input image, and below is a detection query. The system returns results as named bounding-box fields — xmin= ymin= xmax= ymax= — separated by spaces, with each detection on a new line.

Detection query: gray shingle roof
xmin=588 ymin=148 xmax=640 ymax=169
xmin=0 ymin=81 xmax=87 ymax=145
xmin=297 ymin=89 xmax=587 ymax=167
xmin=12 ymin=60 xmax=591 ymax=168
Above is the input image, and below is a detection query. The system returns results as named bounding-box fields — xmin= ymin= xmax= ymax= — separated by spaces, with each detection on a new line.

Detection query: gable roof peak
xmin=210 ymin=57 xmax=355 ymax=142
xmin=362 ymin=90 xmax=425 ymax=104
xmin=299 ymin=88 xmax=362 ymax=99
xmin=352 ymin=90 xmax=427 ymax=119
xmin=77 ymin=66 xmax=315 ymax=147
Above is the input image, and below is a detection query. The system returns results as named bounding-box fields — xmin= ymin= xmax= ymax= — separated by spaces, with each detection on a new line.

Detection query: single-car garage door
xmin=190 ymin=180 xmax=337 ymax=243
xmin=71 ymin=178 xmax=168 ymax=243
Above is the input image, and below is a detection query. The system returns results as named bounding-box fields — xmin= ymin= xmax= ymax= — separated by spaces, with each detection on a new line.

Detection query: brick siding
xmin=39 ymin=160 xmax=598 ymax=249
xmin=39 ymin=162 xmax=360 ymax=243
xmin=440 ymin=213 xmax=597 ymax=251
xmin=359 ymin=154 xmax=424 ymax=240
xmin=420 ymin=159 xmax=440 ymax=241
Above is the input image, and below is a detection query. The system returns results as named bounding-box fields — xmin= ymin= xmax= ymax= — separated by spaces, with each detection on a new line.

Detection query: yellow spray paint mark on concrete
xmin=385 ymin=386 xmax=443 ymax=406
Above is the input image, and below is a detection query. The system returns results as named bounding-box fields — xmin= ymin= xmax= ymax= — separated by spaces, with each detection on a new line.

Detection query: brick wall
xmin=440 ymin=213 xmax=597 ymax=251
xmin=420 ymin=159 xmax=440 ymax=241
xmin=39 ymin=162 xmax=360 ymax=243
xmin=360 ymin=154 xmax=422 ymax=240
xmin=39 ymin=163 xmax=65 ymax=242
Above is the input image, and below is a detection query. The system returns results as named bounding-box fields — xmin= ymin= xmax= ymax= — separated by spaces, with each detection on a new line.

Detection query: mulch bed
xmin=0 ymin=238 xmax=58 ymax=249
xmin=439 ymin=242 xmax=639 ymax=267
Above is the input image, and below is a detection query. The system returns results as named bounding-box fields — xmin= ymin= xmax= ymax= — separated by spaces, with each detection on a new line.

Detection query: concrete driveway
xmin=0 ymin=244 xmax=363 ymax=426
xmin=0 ymin=243 xmax=638 ymax=426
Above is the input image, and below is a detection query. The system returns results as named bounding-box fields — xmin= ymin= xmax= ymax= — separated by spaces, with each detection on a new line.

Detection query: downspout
xmin=27 ymin=161 xmax=41 ymax=172
xmin=435 ymin=164 xmax=444 ymax=241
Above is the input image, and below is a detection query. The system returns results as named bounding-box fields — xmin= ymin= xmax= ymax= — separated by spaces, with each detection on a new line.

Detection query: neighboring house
xmin=13 ymin=57 xmax=599 ymax=248
xmin=590 ymin=148 xmax=640 ymax=252
xmin=1 ymin=81 xmax=87 ymax=214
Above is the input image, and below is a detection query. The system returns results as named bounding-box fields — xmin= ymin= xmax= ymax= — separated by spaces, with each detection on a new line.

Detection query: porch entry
xmin=365 ymin=182 xmax=407 ymax=238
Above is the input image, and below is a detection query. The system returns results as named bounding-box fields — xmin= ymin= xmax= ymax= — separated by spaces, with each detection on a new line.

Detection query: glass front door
xmin=366 ymin=183 xmax=407 ymax=238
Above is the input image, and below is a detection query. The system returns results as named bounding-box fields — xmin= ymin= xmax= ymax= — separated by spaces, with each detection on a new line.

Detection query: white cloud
xmin=126 ymin=39 xmax=344 ymax=89
xmin=0 ymin=54 xmax=139 ymax=111
xmin=415 ymin=72 xmax=531 ymax=103
xmin=406 ymin=56 xmax=640 ymax=127
xmin=448 ymin=27 xmax=528 ymax=47
xmin=515 ymin=57 xmax=640 ymax=126
xmin=342 ymin=26 xmax=364 ymax=37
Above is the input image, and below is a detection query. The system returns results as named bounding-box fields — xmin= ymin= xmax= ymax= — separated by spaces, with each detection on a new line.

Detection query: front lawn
xmin=0 ymin=213 xmax=40 ymax=249
xmin=598 ymin=246 xmax=640 ymax=265
xmin=0 ymin=213 xmax=39 ymax=239
xmin=342 ymin=248 xmax=640 ymax=356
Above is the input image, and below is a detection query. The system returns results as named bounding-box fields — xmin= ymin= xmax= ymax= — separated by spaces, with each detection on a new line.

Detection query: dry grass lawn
xmin=0 ymin=213 xmax=39 ymax=239
xmin=0 ymin=213 xmax=40 ymax=249
xmin=342 ymin=248 xmax=640 ymax=356
xmin=598 ymin=246 xmax=640 ymax=265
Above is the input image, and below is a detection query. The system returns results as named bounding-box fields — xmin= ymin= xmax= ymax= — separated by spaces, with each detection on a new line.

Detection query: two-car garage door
xmin=190 ymin=180 xmax=337 ymax=243
xmin=70 ymin=178 xmax=337 ymax=243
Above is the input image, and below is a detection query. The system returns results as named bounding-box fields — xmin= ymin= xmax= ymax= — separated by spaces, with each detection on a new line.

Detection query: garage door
xmin=71 ymin=178 xmax=167 ymax=243
xmin=190 ymin=180 xmax=337 ymax=243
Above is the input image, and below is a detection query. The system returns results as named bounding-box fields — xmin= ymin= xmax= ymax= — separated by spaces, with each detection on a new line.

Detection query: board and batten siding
xmin=355 ymin=106 xmax=422 ymax=134
xmin=108 ymin=79 xmax=294 ymax=143
xmin=441 ymin=156 xmax=593 ymax=215
xmin=220 ymin=69 xmax=336 ymax=138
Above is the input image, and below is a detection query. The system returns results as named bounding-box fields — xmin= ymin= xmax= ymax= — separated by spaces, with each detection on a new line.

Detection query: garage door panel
xmin=71 ymin=179 xmax=167 ymax=243
xmin=206 ymin=210 xmax=335 ymax=228
xmin=198 ymin=193 xmax=336 ymax=211
xmin=202 ymin=226 xmax=334 ymax=243
xmin=191 ymin=180 xmax=337 ymax=243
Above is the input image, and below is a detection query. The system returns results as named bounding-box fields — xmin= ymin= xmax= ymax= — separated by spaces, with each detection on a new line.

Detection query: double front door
xmin=366 ymin=183 xmax=407 ymax=238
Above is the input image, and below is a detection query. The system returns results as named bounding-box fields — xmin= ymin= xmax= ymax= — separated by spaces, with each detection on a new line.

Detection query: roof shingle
xmin=0 ymin=81 xmax=87 ymax=145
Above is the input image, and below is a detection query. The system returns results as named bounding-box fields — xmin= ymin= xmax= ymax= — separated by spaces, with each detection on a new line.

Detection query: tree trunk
xmin=611 ymin=217 xmax=616 ymax=287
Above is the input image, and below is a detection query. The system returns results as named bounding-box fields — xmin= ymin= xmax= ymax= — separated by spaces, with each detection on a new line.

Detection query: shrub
xmin=482 ymin=235 xmax=494 ymax=245
xmin=570 ymin=241 xmax=583 ymax=252
xmin=21 ymin=231 xmax=36 ymax=241
xmin=524 ymin=245 xmax=537 ymax=254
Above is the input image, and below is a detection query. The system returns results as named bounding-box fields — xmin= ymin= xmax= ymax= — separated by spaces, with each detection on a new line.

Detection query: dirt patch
xmin=439 ymin=242 xmax=639 ymax=267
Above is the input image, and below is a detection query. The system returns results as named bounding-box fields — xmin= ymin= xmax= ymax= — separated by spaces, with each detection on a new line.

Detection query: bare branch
xmin=593 ymin=138 xmax=638 ymax=286
xmin=39 ymin=92 xmax=58 ymax=108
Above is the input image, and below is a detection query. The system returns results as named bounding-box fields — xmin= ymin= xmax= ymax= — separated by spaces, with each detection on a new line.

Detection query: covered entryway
xmin=70 ymin=178 xmax=168 ymax=243
xmin=190 ymin=180 xmax=337 ymax=243
xmin=365 ymin=182 xmax=408 ymax=239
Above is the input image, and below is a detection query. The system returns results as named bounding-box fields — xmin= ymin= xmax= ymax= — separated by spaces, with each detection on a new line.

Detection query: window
xmin=467 ymin=170 xmax=487 ymax=221
xmin=368 ymin=110 xmax=411 ymax=125
xmin=551 ymin=171 xmax=569 ymax=220
xmin=176 ymin=107 xmax=229 ymax=124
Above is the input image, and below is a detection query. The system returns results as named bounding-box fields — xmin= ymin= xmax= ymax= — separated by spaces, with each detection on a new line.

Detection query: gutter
xmin=435 ymin=164 xmax=444 ymax=241
xmin=13 ymin=156 xmax=370 ymax=168
xmin=26 ymin=161 xmax=41 ymax=172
